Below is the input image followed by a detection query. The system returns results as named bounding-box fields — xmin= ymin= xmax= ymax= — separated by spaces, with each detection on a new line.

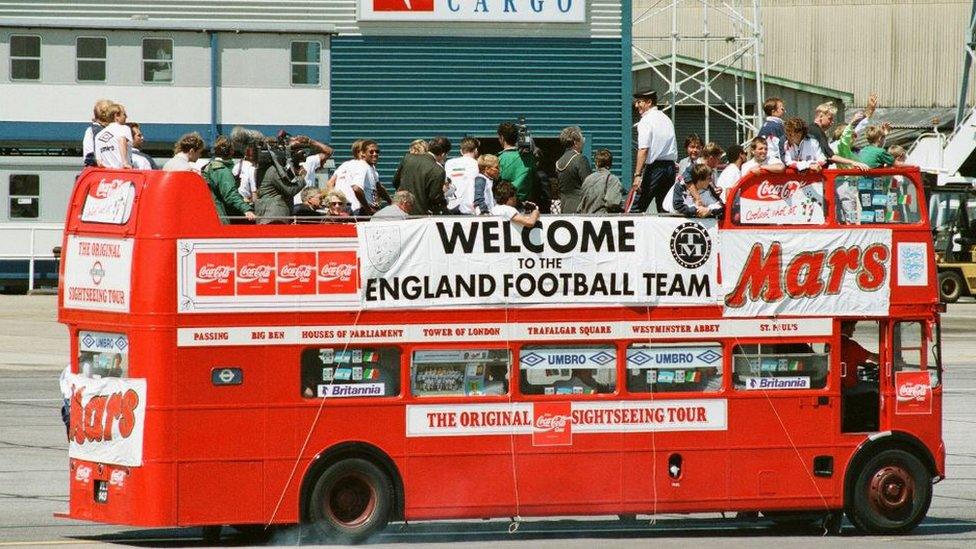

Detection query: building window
xmin=142 ymin=38 xmax=173 ymax=83
xmin=76 ymin=37 xmax=106 ymax=82
xmin=10 ymin=35 xmax=40 ymax=81
xmin=290 ymin=41 xmax=321 ymax=86
xmin=9 ymin=174 xmax=40 ymax=219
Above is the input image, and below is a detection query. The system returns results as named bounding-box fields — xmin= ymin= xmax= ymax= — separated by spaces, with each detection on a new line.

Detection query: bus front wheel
xmin=849 ymin=449 xmax=932 ymax=534
xmin=308 ymin=458 xmax=393 ymax=544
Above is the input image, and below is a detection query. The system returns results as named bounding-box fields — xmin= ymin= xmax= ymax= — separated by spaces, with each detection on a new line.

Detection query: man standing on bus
xmin=631 ymin=89 xmax=677 ymax=213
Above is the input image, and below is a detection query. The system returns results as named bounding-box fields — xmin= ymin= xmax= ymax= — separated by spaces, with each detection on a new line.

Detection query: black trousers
xmin=633 ymin=160 xmax=676 ymax=213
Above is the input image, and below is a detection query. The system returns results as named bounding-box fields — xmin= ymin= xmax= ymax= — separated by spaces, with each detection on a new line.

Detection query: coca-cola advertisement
xmin=318 ymin=251 xmax=358 ymax=294
xmin=195 ymin=253 xmax=235 ymax=296
xmin=236 ymin=252 xmax=276 ymax=295
xmin=532 ymin=401 xmax=572 ymax=446
xmin=895 ymin=371 xmax=932 ymax=415
xmin=738 ymin=178 xmax=825 ymax=225
xmin=277 ymin=252 xmax=317 ymax=295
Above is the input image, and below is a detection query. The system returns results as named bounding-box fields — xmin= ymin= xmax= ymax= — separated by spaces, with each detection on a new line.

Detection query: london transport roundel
xmin=669 ymin=222 xmax=712 ymax=269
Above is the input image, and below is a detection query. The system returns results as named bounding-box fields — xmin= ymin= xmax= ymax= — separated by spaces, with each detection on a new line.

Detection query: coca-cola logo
xmin=320 ymin=262 xmax=355 ymax=281
xmin=93 ymin=179 xmax=128 ymax=199
xmin=279 ymin=263 xmax=315 ymax=281
xmin=238 ymin=264 xmax=273 ymax=281
xmin=75 ymin=465 xmax=92 ymax=482
xmin=756 ymin=179 xmax=805 ymax=201
xmin=534 ymin=413 xmax=570 ymax=432
xmin=197 ymin=264 xmax=233 ymax=282
xmin=897 ymin=382 xmax=929 ymax=402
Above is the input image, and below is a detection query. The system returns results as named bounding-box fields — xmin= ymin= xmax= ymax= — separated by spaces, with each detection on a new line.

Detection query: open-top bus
xmin=58 ymin=165 xmax=942 ymax=542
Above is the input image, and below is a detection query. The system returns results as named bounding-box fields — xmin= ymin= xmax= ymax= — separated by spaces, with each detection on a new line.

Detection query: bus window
xmin=893 ymin=321 xmax=940 ymax=387
xmin=836 ymin=175 xmax=920 ymax=225
xmin=626 ymin=343 xmax=723 ymax=393
xmin=732 ymin=343 xmax=829 ymax=390
xmin=411 ymin=349 xmax=510 ymax=397
xmin=78 ymin=331 xmax=129 ymax=378
xmin=519 ymin=345 xmax=616 ymax=395
xmin=300 ymin=347 xmax=400 ymax=398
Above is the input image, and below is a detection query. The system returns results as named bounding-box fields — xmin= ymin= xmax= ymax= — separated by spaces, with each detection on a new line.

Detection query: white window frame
xmin=290 ymin=40 xmax=322 ymax=87
xmin=10 ymin=34 xmax=41 ymax=82
xmin=76 ymin=36 xmax=107 ymax=83
xmin=141 ymin=37 xmax=174 ymax=84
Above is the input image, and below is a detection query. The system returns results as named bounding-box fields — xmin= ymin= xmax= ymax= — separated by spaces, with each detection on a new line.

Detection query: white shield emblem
xmin=364 ymin=225 xmax=401 ymax=273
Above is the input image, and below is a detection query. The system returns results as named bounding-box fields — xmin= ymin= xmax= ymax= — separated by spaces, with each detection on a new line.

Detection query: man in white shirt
xmin=741 ymin=137 xmax=785 ymax=176
xmin=94 ymin=103 xmax=133 ymax=169
xmin=444 ymin=137 xmax=480 ymax=214
xmin=293 ymin=138 xmax=334 ymax=206
xmin=717 ymin=144 xmax=747 ymax=202
xmin=783 ymin=117 xmax=827 ymax=172
xmin=82 ymin=99 xmax=113 ymax=167
xmin=126 ymin=122 xmax=158 ymax=170
xmin=333 ymin=140 xmax=389 ymax=215
xmin=491 ymin=181 xmax=539 ymax=228
xmin=162 ymin=132 xmax=205 ymax=173
xmin=630 ymin=89 xmax=678 ymax=213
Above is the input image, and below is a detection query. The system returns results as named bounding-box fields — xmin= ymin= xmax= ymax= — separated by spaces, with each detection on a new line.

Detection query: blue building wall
xmin=330 ymin=35 xmax=626 ymax=182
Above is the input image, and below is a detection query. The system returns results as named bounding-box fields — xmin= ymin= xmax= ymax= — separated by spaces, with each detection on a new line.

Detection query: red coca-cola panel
xmin=195 ymin=253 xmax=235 ymax=296
xmin=236 ymin=252 xmax=276 ymax=296
xmin=895 ymin=371 xmax=933 ymax=415
xmin=317 ymin=251 xmax=358 ymax=295
xmin=277 ymin=252 xmax=317 ymax=295
xmin=532 ymin=401 xmax=572 ymax=446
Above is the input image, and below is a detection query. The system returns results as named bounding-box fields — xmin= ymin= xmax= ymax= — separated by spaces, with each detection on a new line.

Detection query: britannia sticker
xmin=670 ymin=222 xmax=712 ymax=269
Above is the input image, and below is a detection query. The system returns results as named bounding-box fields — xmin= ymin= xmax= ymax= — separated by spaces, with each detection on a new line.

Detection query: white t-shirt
xmin=741 ymin=155 xmax=783 ymax=175
xmin=82 ymin=125 xmax=98 ymax=164
xmin=333 ymin=159 xmax=378 ymax=212
xmin=636 ymin=107 xmax=678 ymax=164
xmin=295 ymin=154 xmax=324 ymax=205
xmin=491 ymin=204 xmax=519 ymax=221
xmin=716 ymin=163 xmax=742 ymax=202
xmin=444 ymin=155 xmax=480 ymax=213
xmin=131 ymin=149 xmax=153 ymax=170
xmin=94 ymin=122 xmax=133 ymax=168
xmin=784 ymin=136 xmax=827 ymax=171
xmin=235 ymin=160 xmax=257 ymax=200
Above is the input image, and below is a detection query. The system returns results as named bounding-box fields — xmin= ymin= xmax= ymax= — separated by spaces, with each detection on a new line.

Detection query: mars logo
xmin=670 ymin=222 xmax=712 ymax=269
xmin=318 ymin=251 xmax=359 ymax=294
xmin=236 ymin=252 xmax=276 ymax=295
xmin=277 ymin=252 xmax=316 ymax=295
xmin=374 ymin=0 xmax=433 ymax=11
xmin=532 ymin=401 xmax=572 ymax=446
xmin=895 ymin=371 xmax=932 ymax=415
xmin=726 ymin=241 xmax=889 ymax=309
xmin=195 ymin=253 xmax=235 ymax=296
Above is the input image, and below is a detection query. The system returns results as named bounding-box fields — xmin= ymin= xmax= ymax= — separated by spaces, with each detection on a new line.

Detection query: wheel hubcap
xmin=868 ymin=465 xmax=915 ymax=521
xmin=941 ymin=279 xmax=956 ymax=295
xmin=326 ymin=473 xmax=377 ymax=528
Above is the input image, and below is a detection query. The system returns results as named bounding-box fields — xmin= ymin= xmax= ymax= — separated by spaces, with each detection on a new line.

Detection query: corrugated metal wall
xmin=633 ymin=0 xmax=975 ymax=108
xmin=1 ymin=1 xmax=622 ymax=39
xmin=330 ymin=36 xmax=625 ymax=182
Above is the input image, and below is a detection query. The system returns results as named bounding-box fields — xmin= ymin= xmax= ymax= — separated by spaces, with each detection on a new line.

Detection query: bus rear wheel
xmin=307 ymin=458 xmax=392 ymax=544
xmin=849 ymin=449 xmax=932 ymax=534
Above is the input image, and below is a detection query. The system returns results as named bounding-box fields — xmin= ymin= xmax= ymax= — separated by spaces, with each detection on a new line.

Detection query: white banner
xmin=722 ymin=229 xmax=892 ymax=317
xmin=63 ymin=236 xmax=134 ymax=313
xmin=80 ymin=178 xmax=136 ymax=225
xmin=359 ymin=217 xmax=719 ymax=308
xmin=358 ymin=0 xmax=586 ymax=23
xmin=66 ymin=373 xmax=147 ymax=467
xmin=738 ymin=179 xmax=825 ymax=225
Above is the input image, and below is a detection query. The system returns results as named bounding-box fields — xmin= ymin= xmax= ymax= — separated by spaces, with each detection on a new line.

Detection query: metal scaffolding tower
xmin=632 ymin=0 xmax=765 ymax=143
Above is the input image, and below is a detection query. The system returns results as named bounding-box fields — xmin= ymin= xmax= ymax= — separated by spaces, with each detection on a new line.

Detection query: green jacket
xmin=203 ymin=158 xmax=252 ymax=221
xmin=498 ymin=148 xmax=537 ymax=202
xmin=836 ymin=124 xmax=857 ymax=161
xmin=858 ymin=145 xmax=894 ymax=168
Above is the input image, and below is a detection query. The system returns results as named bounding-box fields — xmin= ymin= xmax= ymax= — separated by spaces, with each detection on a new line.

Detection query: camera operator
xmin=497 ymin=121 xmax=539 ymax=207
xmin=253 ymin=134 xmax=317 ymax=224
xmin=293 ymin=138 xmax=334 ymax=207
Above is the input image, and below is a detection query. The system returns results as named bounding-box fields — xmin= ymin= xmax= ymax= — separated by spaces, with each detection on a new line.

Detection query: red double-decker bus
xmin=58 ymin=166 xmax=943 ymax=542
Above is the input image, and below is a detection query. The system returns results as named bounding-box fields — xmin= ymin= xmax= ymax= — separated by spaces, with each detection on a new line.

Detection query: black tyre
xmin=848 ymin=449 xmax=932 ymax=534
xmin=938 ymin=271 xmax=964 ymax=303
xmin=307 ymin=458 xmax=393 ymax=544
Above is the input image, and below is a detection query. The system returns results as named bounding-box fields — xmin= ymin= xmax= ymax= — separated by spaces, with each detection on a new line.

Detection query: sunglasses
xmin=329 ymin=202 xmax=344 ymax=206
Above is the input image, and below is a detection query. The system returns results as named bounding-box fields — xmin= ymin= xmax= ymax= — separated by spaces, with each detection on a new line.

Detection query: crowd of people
xmin=81 ymin=92 xmax=909 ymax=224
